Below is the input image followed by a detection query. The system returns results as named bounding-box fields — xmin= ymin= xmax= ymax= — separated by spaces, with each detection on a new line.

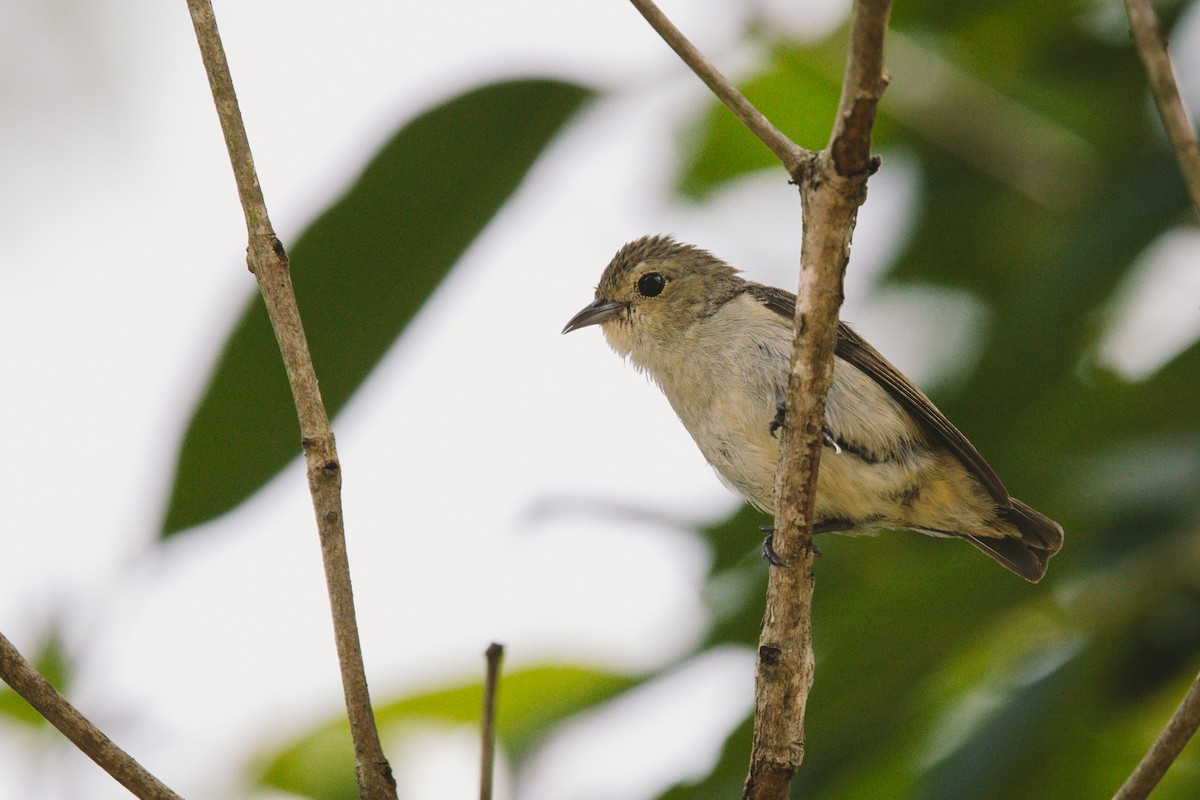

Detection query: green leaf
xmin=162 ymin=78 xmax=592 ymax=535
xmin=255 ymin=664 xmax=639 ymax=800
xmin=913 ymin=539 xmax=1200 ymax=800
xmin=678 ymin=42 xmax=846 ymax=198
xmin=944 ymin=143 xmax=1191 ymax=437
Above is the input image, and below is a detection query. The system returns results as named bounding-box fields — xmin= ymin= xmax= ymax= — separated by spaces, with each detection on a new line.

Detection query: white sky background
xmin=1 ymin=1 xmax=1198 ymax=799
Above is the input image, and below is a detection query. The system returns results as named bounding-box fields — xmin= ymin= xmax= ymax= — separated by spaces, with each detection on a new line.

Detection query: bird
xmin=562 ymin=235 xmax=1063 ymax=582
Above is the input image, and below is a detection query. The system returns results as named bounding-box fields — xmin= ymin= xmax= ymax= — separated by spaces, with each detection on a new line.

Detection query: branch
xmin=627 ymin=0 xmax=890 ymax=794
xmin=627 ymin=0 xmax=810 ymax=177
xmin=1110 ymin=5 xmax=1200 ymax=795
xmin=479 ymin=643 xmax=504 ymax=800
xmin=829 ymin=0 xmax=891 ymax=177
xmin=746 ymin=1 xmax=891 ymax=797
xmin=183 ymin=3 xmax=396 ymax=798
xmin=0 ymin=632 xmax=183 ymax=800
xmin=1113 ymin=671 xmax=1200 ymax=800
xmin=1123 ymin=0 xmax=1200 ymax=217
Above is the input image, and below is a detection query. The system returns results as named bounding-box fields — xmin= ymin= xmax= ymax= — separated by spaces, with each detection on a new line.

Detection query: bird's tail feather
xmin=962 ymin=499 xmax=1064 ymax=583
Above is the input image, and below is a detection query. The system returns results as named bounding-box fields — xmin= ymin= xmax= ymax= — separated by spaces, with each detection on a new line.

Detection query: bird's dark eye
xmin=637 ymin=272 xmax=666 ymax=297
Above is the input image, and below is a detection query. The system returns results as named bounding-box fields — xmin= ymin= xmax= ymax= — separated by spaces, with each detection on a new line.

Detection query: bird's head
xmin=562 ymin=235 xmax=741 ymax=359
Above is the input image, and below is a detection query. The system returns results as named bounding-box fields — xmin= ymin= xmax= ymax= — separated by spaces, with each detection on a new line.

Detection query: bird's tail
xmin=962 ymin=499 xmax=1064 ymax=583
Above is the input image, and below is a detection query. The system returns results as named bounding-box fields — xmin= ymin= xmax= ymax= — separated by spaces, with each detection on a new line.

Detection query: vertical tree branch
xmin=1113 ymin=671 xmax=1200 ymax=800
xmin=0 ymin=632 xmax=183 ymax=800
xmin=183 ymin=2 xmax=396 ymax=798
xmin=625 ymin=1 xmax=889 ymax=797
xmin=748 ymin=1 xmax=891 ymax=797
xmin=479 ymin=642 xmax=504 ymax=800
xmin=1123 ymin=0 xmax=1200 ymax=217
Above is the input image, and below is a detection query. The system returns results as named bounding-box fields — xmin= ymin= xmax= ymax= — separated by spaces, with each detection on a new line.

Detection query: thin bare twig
xmin=627 ymin=0 xmax=810 ymax=177
xmin=1110 ymin=5 xmax=1200 ymax=795
xmin=1113 ymin=673 xmax=1200 ymax=799
xmin=0 ymin=632 xmax=183 ymax=800
xmin=1123 ymin=0 xmax=1200 ymax=217
xmin=479 ymin=642 xmax=504 ymax=800
xmin=183 ymin=2 xmax=395 ymax=798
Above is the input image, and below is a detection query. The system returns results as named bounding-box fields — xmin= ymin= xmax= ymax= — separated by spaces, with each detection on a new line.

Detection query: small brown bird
xmin=564 ymin=236 xmax=1063 ymax=581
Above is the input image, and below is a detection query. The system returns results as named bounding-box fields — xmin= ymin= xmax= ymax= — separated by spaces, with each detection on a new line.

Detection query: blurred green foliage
xmin=162 ymin=79 xmax=591 ymax=535
xmin=657 ymin=2 xmax=1200 ymax=798
xmin=257 ymin=665 xmax=639 ymax=800
xmin=167 ymin=2 xmax=1200 ymax=799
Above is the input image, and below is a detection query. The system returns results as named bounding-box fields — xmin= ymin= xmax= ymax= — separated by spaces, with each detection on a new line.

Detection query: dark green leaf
xmin=162 ymin=79 xmax=592 ymax=535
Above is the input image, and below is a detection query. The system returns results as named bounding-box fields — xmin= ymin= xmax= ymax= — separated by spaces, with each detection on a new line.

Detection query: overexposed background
xmin=2 ymin=1 xmax=1200 ymax=798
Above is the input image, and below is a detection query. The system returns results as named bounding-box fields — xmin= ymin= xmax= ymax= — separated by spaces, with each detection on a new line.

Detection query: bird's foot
xmin=769 ymin=400 xmax=786 ymax=438
xmin=759 ymin=524 xmax=826 ymax=566
xmin=769 ymin=401 xmax=840 ymax=457
xmin=761 ymin=532 xmax=790 ymax=568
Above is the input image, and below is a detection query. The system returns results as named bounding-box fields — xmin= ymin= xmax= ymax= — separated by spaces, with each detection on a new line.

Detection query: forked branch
xmin=625 ymin=2 xmax=891 ymax=798
xmin=748 ymin=3 xmax=891 ymax=798
xmin=628 ymin=0 xmax=809 ymax=178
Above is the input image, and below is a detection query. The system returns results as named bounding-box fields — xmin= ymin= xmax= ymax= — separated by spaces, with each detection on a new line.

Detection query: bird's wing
xmin=744 ymin=283 xmax=1011 ymax=507
xmin=744 ymin=283 xmax=799 ymax=322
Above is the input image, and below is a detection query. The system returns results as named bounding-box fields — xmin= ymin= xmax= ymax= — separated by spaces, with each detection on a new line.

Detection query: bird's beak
xmin=562 ymin=299 xmax=626 ymax=334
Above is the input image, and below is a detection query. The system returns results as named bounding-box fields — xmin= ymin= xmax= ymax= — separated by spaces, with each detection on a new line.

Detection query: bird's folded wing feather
xmin=744 ymin=282 xmax=1011 ymax=507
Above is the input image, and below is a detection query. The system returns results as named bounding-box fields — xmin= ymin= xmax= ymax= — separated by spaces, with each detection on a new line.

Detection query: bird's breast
xmin=642 ymin=300 xmax=791 ymax=510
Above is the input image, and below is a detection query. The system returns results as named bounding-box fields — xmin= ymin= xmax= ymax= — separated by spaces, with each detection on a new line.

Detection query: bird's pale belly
xmin=683 ymin=397 xmax=1000 ymax=538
